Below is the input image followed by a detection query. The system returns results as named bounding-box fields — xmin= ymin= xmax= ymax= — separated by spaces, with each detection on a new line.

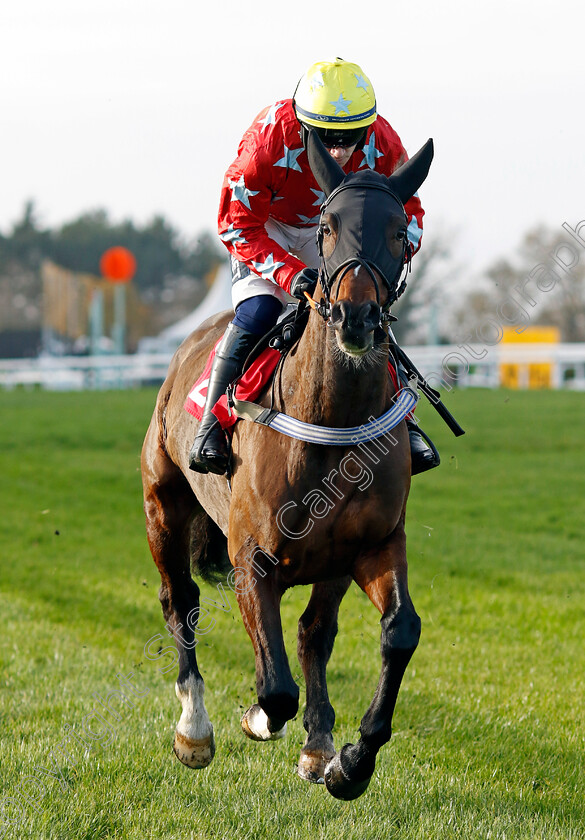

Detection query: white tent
xmin=138 ymin=265 xmax=232 ymax=354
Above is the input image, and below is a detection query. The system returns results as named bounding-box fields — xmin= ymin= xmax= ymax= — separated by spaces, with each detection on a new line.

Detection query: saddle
xmin=184 ymin=307 xmax=404 ymax=432
xmin=184 ymin=309 xmax=310 ymax=430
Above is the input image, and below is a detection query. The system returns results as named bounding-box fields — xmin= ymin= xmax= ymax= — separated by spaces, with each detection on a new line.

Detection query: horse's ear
xmin=388 ymin=139 xmax=434 ymax=204
xmin=303 ymin=126 xmax=345 ymax=197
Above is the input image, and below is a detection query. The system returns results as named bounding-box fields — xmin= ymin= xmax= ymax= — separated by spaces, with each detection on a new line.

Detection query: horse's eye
xmin=322 ymin=225 xmax=331 ymax=237
xmin=396 ymin=229 xmax=406 ymax=241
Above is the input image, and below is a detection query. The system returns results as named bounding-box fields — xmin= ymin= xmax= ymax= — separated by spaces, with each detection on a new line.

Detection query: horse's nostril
xmin=365 ymin=301 xmax=381 ymax=325
xmin=329 ymin=301 xmax=346 ymax=326
xmin=330 ymin=300 xmax=380 ymax=340
xmin=331 ymin=301 xmax=361 ymax=332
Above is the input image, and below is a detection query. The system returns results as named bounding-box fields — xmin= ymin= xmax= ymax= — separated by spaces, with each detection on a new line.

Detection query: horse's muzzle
xmin=329 ymin=300 xmax=381 ymax=355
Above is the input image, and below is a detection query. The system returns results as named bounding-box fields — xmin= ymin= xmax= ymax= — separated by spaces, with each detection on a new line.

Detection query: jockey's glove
xmin=290 ymin=267 xmax=319 ymax=300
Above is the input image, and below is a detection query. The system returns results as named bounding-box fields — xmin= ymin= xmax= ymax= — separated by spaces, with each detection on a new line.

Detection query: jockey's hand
xmin=290 ymin=268 xmax=319 ymax=300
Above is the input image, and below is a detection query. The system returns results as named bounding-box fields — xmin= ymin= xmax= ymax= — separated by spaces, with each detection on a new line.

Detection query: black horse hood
xmin=319 ymin=170 xmax=408 ymax=287
xmin=304 ymin=129 xmax=434 ymax=292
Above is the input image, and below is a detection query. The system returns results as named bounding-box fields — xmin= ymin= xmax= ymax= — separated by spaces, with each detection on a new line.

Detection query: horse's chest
xmin=232 ymin=422 xmax=409 ymax=582
xmin=269 ymin=481 xmax=404 ymax=582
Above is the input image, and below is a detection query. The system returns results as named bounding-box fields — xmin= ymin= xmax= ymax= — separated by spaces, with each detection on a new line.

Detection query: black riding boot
xmin=188 ymin=322 xmax=258 ymax=475
xmin=388 ymin=326 xmax=440 ymax=475
xmin=407 ymin=420 xmax=440 ymax=475
xmin=394 ymin=357 xmax=440 ymax=475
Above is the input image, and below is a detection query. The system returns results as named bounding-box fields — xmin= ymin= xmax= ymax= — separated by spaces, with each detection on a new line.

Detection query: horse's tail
xmin=189 ymin=513 xmax=231 ymax=584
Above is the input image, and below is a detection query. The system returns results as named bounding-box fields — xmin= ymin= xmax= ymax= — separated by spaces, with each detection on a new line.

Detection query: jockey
xmin=189 ymin=58 xmax=439 ymax=477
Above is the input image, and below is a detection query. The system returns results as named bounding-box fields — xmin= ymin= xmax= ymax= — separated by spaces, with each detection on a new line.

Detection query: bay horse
xmin=141 ymin=130 xmax=434 ymax=800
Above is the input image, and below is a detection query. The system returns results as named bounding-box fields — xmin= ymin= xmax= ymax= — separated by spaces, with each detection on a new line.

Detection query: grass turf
xmin=0 ymin=386 xmax=584 ymax=839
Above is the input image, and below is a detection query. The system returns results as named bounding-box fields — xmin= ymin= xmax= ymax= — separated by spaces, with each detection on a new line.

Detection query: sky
xmin=2 ymin=0 xmax=585 ymax=277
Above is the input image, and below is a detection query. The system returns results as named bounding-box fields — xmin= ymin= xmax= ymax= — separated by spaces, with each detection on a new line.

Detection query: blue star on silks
xmin=274 ymin=144 xmax=304 ymax=172
xmin=359 ymin=132 xmax=384 ymax=169
xmin=407 ymin=215 xmax=423 ymax=249
xmin=257 ymin=101 xmax=285 ymax=132
xmin=297 ymin=188 xmax=325 ymax=222
xmin=219 ymin=224 xmax=247 ymax=248
xmin=329 ymin=93 xmax=352 ymax=115
xmin=354 ymin=73 xmax=369 ymax=92
xmin=310 ymin=187 xmax=326 ymax=207
xmin=251 ymin=254 xmax=285 ymax=280
xmin=228 ymin=174 xmax=260 ymax=210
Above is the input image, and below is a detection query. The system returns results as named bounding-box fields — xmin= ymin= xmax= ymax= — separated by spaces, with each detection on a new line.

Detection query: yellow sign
xmin=500 ymin=326 xmax=560 ymax=389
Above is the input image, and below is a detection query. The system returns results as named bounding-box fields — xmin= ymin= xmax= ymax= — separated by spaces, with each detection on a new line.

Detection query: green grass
xmin=0 ymin=386 xmax=584 ymax=839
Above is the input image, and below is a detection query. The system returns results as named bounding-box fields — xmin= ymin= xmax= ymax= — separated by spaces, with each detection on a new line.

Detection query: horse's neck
xmin=281 ymin=311 xmax=389 ymax=425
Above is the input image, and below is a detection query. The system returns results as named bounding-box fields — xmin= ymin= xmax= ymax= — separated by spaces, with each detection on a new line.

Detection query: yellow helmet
xmin=294 ymin=58 xmax=377 ymax=131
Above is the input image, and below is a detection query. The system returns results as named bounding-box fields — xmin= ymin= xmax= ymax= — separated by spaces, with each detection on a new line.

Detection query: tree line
xmin=394 ymin=224 xmax=585 ymax=345
xmin=0 ymin=201 xmax=227 ymax=356
xmin=1 ymin=201 xmax=583 ymax=358
xmin=0 ymin=201 xmax=225 ymax=291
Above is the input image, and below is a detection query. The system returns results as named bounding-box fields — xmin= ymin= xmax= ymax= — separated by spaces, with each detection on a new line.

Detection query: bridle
xmin=312 ymin=180 xmax=413 ymax=324
xmin=228 ymin=176 xmax=422 ymax=443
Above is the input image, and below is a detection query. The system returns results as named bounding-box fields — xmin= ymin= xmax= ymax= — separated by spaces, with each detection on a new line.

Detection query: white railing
xmin=1 ymin=344 xmax=585 ymax=391
xmin=406 ymin=343 xmax=585 ymax=390
xmin=0 ymin=353 xmax=173 ymax=390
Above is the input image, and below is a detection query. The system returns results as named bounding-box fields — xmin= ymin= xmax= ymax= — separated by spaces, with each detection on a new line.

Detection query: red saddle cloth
xmin=184 ymin=338 xmax=282 ymax=430
xmin=184 ymin=334 xmax=402 ymax=430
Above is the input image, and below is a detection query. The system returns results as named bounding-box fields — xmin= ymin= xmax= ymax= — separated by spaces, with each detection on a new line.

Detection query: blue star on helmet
xmin=228 ymin=174 xmax=260 ymax=210
xmin=257 ymin=101 xmax=285 ymax=132
xmin=354 ymin=73 xmax=369 ymax=92
xmin=251 ymin=254 xmax=285 ymax=281
xmin=274 ymin=144 xmax=304 ymax=173
xmin=309 ymin=72 xmax=324 ymax=93
xmin=359 ymin=132 xmax=384 ymax=169
xmin=219 ymin=224 xmax=247 ymax=248
xmin=329 ymin=93 xmax=352 ymax=116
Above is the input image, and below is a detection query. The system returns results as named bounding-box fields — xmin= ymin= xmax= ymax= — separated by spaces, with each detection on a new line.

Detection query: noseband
xmin=313 ymin=180 xmax=412 ymax=323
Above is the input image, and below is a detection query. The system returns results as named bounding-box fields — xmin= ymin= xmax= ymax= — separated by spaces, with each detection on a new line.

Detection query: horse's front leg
xmin=324 ymin=519 xmax=421 ymax=800
xmin=233 ymin=542 xmax=299 ymax=741
xmin=296 ymin=577 xmax=352 ymax=783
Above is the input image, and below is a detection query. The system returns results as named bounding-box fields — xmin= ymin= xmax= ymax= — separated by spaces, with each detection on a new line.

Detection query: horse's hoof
xmin=241 ymin=704 xmax=287 ymax=742
xmin=173 ymin=728 xmax=215 ymax=769
xmin=324 ymin=746 xmax=373 ymax=800
xmin=297 ymin=749 xmax=335 ymax=784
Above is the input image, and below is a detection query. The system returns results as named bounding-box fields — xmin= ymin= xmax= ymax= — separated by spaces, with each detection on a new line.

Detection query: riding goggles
xmin=314 ymin=126 xmax=366 ymax=148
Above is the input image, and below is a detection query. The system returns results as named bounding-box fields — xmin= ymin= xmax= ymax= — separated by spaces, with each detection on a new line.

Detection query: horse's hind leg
xmin=142 ymin=420 xmax=215 ymax=769
xmin=324 ymin=519 xmax=420 ymax=800
xmin=296 ymin=577 xmax=351 ymax=783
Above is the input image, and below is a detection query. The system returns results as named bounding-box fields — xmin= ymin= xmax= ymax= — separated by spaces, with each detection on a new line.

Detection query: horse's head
xmin=305 ymin=129 xmax=434 ymax=359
